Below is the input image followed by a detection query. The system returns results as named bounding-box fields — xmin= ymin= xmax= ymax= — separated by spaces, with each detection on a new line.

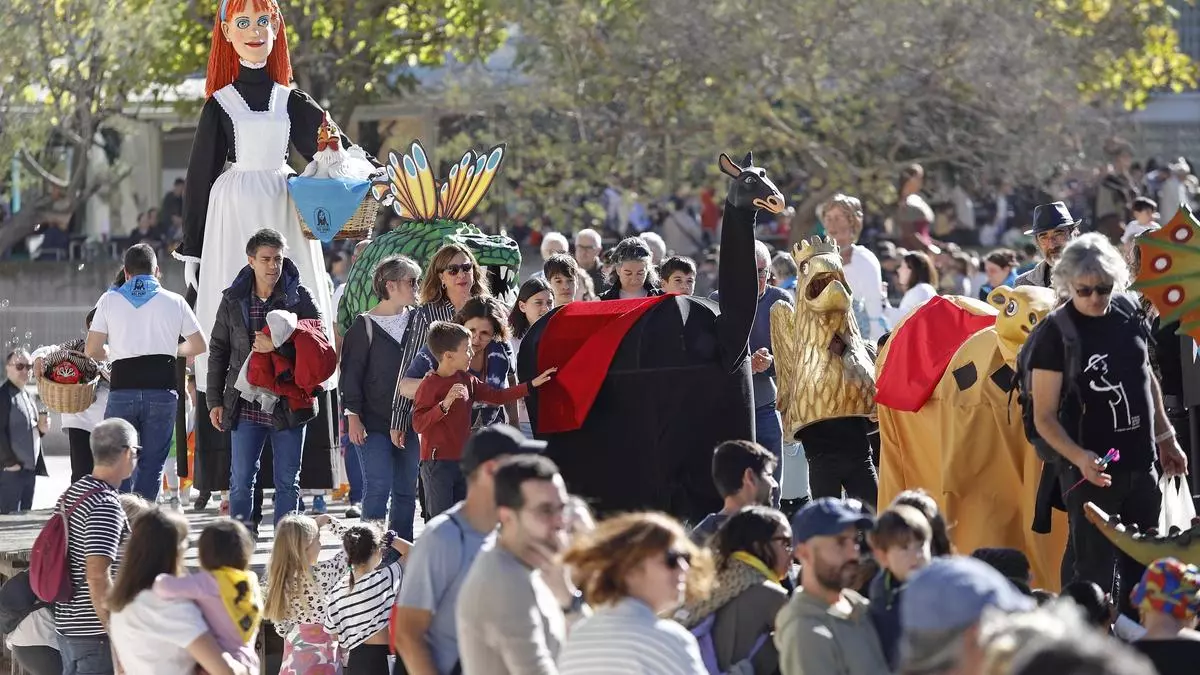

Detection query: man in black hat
xmin=1015 ymin=201 xmax=1081 ymax=289
xmin=393 ymin=424 xmax=546 ymax=675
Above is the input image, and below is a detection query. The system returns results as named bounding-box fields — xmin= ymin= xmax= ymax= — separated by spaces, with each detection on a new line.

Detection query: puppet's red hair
xmin=204 ymin=0 xmax=293 ymax=99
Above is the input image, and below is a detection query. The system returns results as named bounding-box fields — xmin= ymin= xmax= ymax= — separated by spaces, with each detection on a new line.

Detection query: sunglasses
xmin=128 ymin=445 xmax=141 ymax=460
xmin=664 ymin=549 xmax=692 ymax=570
xmin=772 ymin=536 xmax=794 ymax=550
xmin=9 ymin=363 xmax=30 ymax=371
xmin=443 ymin=263 xmax=473 ymax=276
xmin=1074 ymin=283 xmax=1114 ymax=298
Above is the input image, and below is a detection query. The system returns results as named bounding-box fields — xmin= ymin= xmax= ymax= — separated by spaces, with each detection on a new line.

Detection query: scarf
xmin=114 ymin=274 xmax=160 ymax=309
xmin=675 ymin=554 xmax=782 ymax=628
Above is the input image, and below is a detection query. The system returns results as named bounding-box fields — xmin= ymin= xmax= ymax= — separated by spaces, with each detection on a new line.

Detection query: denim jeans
xmin=0 ymin=468 xmax=35 ymax=513
xmin=420 ymin=458 xmax=466 ymax=519
xmin=355 ymin=427 xmax=420 ymax=540
xmin=105 ymin=388 xmax=177 ymax=501
xmin=58 ymin=634 xmax=113 ymax=675
xmin=755 ymin=403 xmax=784 ymax=500
xmin=342 ymin=432 xmax=363 ymax=504
xmin=230 ymin=419 xmax=305 ymax=526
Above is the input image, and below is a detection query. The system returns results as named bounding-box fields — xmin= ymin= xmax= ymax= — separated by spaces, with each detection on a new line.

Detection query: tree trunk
xmin=0 ymin=199 xmax=51 ymax=258
xmin=788 ymin=185 xmax=838 ymax=246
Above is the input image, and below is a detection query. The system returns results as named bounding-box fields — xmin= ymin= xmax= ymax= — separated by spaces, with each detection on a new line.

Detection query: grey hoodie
xmin=774 ymin=587 xmax=888 ymax=675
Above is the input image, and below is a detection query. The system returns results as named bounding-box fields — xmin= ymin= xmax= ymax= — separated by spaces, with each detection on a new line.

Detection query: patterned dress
xmin=265 ymin=518 xmax=350 ymax=674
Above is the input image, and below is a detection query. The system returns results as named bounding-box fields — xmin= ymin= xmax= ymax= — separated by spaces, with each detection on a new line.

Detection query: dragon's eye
xmin=1028 ymin=312 xmax=1038 ymax=326
xmin=1005 ymin=300 xmax=1018 ymax=317
xmin=800 ymin=261 xmax=809 ymax=276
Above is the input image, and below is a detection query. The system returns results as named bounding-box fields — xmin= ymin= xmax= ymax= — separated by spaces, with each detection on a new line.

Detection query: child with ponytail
xmin=324 ymin=524 xmax=411 ymax=674
xmin=508 ymin=278 xmax=553 ymax=437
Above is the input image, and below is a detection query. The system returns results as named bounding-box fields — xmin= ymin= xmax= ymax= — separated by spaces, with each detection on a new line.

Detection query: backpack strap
xmin=58 ymin=485 xmax=107 ymax=552
xmin=1050 ymin=307 xmax=1086 ymax=444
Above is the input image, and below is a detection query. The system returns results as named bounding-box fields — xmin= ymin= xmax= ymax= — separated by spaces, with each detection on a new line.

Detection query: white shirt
xmin=109 ymin=590 xmax=209 ymax=675
xmin=5 ymin=607 xmax=57 ymax=649
xmin=842 ymin=246 xmax=885 ymax=341
xmin=884 ymin=283 xmax=938 ymax=327
xmin=91 ymin=289 xmax=201 ymax=361
xmin=60 ymin=382 xmax=109 ymax=432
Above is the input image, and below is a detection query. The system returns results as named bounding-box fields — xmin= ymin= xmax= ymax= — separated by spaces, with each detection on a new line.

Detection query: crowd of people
xmin=4 ymin=160 xmax=1200 ymax=675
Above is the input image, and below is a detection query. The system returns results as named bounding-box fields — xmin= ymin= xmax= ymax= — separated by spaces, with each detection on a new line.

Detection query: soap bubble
xmin=77 ymin=264 xmax=85 ymax=271
xmin=24 ymin=332 xmax=32 ymax=339
xmin=9 ymin=327 xmax=15 ymax=333
xmin=0 ymin=299 xmax=8 ymax=308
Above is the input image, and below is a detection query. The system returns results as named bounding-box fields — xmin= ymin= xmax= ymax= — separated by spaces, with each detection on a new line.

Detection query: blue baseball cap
xmin=901 ymin=556 xmax=1035 ymax=634
xmin=790 ymin=497 xmax=874 ymax=545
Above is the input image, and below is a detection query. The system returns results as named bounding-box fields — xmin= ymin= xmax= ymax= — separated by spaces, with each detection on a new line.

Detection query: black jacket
xmin=599 ymin=281 xmax=664 ymax=301
xmin=207 ymin=258 xmax=321 ymax=430
xmin=339 ymin=312 xmax=416 ymax=433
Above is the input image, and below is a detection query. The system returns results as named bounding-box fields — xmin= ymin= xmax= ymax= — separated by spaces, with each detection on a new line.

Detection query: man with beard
xmin=456 ymin=451 xmax=587 ymax=675
xmin=1015 ymin=202 xmax=1081 ymax=289
xmin=691 ymin=440 xmax=778 ymax=544
xmin=776 ymin=498 xmax=888 ymax=675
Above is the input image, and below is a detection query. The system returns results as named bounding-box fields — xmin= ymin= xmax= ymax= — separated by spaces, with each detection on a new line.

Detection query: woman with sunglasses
xmin=599 ymin=237 xmax=665 ymax=300
xmin=558 ymin=512 xmax=712 ymax=675
xmin=0 ymin=348 xmax=46 ymax=514
xmin=339 ymin=254 xmax=424 ymax=540
xmin=1027 ymin=232 xmax=1187 ymax=615
xmin=676 ymin=506 xmax=791 ymax=675
xmin=388 ymin=243 xmax=491 ymax=524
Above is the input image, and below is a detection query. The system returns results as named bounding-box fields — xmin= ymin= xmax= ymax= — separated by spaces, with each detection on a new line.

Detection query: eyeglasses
xmin=443 ymin=263 xmax=473 ymax=276
xmin=664 ymin=549 xmax=692 ymax=570
xmin=756 ymin=268 xmax=770 ymax=278
xmin=393 ymin=277 xmax=419 ymax=288
xmin=1074 ymin=283 xmax=1114 ymax=298
xmin=9 ymin=363 xmax=30 ymax=371
xmin=127 ymin=445 xmax=141 ymax=460
xmin=772 ymin=536 xmax=794 ymax=550
xmin=576 ymin=244 xmax=598 ymax=251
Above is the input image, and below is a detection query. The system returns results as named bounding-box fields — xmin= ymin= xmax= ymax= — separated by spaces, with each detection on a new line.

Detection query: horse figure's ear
xmin=718 ymin=153 xmax=743 ymax=179
xmin=742 ymin=152 xmax=753 ymax=168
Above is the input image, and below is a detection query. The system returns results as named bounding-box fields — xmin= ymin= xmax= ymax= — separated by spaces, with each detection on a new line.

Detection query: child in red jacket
xmin=413 ymin=321 xmax=556 ymax=517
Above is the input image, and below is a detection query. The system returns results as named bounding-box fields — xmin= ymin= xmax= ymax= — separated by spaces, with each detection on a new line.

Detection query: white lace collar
xmin=239 ymin=58 xmax=268 ymax=69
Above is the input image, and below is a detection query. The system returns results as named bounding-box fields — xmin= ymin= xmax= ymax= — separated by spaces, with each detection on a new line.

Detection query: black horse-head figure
xmin=719 ymin=151 xmax=786 ymax=214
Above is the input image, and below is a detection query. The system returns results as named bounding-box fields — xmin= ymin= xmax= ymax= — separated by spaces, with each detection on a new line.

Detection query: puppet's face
xmin=987 ymin=285 xmax=1055 ymax=354
xmin=221 ymin=9 xmax=278 ymax=64
xmin=795 ymin=237 xmax=851 ymax=314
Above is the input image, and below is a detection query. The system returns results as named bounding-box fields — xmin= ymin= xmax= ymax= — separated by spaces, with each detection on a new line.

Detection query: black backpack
xmin=1014 ymin=294 xmax=1144 ymax=464
xmin=0 ymin=570 xmax=49 ymax=635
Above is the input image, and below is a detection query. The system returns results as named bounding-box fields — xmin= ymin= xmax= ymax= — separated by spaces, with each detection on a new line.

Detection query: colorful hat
xmin=1131 ymin=557 xmax=1200 ymax=621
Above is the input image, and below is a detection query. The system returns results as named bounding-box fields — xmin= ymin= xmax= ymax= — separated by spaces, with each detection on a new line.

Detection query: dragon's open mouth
xmin=806 ymin=272 xmax=842 ymax=300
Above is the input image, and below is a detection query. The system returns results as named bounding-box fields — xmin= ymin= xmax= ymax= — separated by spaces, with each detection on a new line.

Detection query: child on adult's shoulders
xmin=866 ymin=504 xmax=933 ymax=670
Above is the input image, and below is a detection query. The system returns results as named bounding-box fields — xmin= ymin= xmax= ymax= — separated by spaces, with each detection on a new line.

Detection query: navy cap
xmin=461 ymin=424 xmax=547 ymax=476
xmin=901 ymin=556 xmax=1035 ymax=634
xmin=790 ymin=497 xmax=874 ymax=545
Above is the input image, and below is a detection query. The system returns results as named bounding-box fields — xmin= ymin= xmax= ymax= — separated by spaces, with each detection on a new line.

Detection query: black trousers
xmin=797 ymin=417 xmax=878 ymax=506
xmin=1059 ymin=464 xmax=1160 ymax=618
xmin=346 ymin=643 xmax=394 ymax=675
xmin=67 ymin=427 xmax=94 ymax=483
xmin=12 ymin=645 xmax=62 ymax=675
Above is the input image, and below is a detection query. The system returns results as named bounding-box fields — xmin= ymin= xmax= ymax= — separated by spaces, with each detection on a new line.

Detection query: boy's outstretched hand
xmin=442 ymin=383 xmax=469 ymax=410
xmin=531 ymin=367 xmax=558 ymax=388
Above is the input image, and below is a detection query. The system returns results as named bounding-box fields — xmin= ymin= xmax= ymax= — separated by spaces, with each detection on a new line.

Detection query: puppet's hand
xmin=184 ymin=261 xmax=200 ymax=291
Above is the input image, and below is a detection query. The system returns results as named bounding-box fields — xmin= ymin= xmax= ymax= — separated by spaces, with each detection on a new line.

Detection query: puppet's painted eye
xmin=1005 ymin=300 xmax=1018 ymax=317
xmin=1028 ymin=312 xmax=1038 ymax=326
xmin=236 ymin=18 xmax=251 ymax=29
xmin=800 ymin=261 xmax=809 ymax=276
xmin=258 ymin=16 xmax=271 ymax=27
xmin=744 ymin=176 xmax=753 ymax=183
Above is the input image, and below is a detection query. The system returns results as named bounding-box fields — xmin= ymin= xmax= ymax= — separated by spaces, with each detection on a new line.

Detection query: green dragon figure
xmin=336 ymin=140 xmax=520 ymax=335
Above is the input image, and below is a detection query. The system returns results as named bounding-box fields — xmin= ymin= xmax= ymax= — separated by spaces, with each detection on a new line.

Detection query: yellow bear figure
xmin=878 ymin=286 xmax=1068 ymax=590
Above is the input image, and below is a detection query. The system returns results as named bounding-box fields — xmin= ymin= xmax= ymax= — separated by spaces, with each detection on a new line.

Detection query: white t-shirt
xmin=110 ymin=590 xmax=209 ymax=675
xmin=883 ymin=282 xmax=938 ymax=327
xmin=842 ymin=245 xmax=885 ymax=341
xmin=91 ymin=288 xmax=201 ymax=362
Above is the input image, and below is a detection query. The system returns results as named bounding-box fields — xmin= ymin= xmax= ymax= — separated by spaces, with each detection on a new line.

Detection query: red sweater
xmin=412 ymin=370 xmax=530 ymax=461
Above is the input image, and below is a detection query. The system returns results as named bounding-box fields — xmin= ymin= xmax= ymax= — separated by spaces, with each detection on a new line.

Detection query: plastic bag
xmin=1158 ymin=475 xmax=1197 ymax=534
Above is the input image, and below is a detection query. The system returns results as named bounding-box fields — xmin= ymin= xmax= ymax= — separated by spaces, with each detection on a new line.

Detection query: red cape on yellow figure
xmin=876 ymin=286 xmax=1068 ymax=590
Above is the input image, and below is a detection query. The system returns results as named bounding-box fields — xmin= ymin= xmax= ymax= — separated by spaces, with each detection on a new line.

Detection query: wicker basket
xmin=297 ymin=194 xmax=380 ymax=241
xmin=40 ymin=377 xmax=99 ymax=414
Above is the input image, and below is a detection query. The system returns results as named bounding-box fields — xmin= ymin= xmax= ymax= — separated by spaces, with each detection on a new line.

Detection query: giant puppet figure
xmin=874 ymin=286 xmax=1069 ymax=590
xmin=515 ymin=152 xmax=782 ymax=523
xmin=176 ymin=0 xmax=374 ymax=491
xmin=769 ymin=236 xmax=878 ymax=502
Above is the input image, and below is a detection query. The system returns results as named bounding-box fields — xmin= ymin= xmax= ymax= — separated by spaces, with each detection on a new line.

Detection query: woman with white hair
xmin=540 ymin=231 xmax=570 ymax=265
xmin=1026 ymin=232 xmax=1186 ymax=610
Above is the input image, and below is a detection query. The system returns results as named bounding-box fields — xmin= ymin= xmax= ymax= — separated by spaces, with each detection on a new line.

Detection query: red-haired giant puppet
xmin=517 ymin=152 xmax=783 ymax=522
xmin=176 ymin=0 xmax=375 ymax=493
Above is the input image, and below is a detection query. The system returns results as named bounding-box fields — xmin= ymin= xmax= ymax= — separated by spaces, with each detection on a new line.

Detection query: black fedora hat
xmin=1025 ymin=201 xmax=1083 ymax=236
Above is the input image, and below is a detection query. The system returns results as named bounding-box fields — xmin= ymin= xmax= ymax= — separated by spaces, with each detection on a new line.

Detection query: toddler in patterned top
xmin=261 ymin=514 xmax=350 ymax=675
xmin=154 ymin=518 xmax=262 ymax=672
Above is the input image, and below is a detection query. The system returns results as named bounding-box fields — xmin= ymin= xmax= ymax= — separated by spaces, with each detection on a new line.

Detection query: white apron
xmin=193 ymin=83 xmax=336 ymax=389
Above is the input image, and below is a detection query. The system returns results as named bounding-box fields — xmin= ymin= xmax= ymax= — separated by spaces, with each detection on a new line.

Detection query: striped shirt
xmin=558 ymin=597 xmax=707 ymax=675
xmin=323 ymin=560 xmax=403 ymax=652
xmin=53 ymin=476 xmax=130 ymax=637
xmin=391 ymin=300 xmax=456 ymax=431
xmin=241 ymin=294 xmax=278 ymax=426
